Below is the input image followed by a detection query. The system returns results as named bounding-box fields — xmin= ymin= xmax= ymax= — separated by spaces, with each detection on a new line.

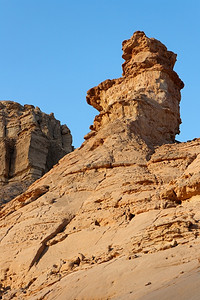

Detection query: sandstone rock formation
xmin=0 ymin=31 xmax=200 ymax=300
xmin=0 ymin=101 xmax=73 ymax=204
xmin=86 ymin=30 xmax=184 ymax=146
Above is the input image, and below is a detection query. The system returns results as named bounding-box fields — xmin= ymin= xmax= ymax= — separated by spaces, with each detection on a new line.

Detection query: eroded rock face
xmin=0 ymin=101 xmax=73 ymax=204
xmin=0 ymin=32 xmax=200 ymax=300
xmin=86 ymin=31 xmax=184 ymax=146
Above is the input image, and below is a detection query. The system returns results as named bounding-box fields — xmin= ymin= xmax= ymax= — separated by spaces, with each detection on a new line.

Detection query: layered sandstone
xmin=0 ymin=101 xmax=73 ymax=204
xmin=0 ymin=32 xmax=200 ymax=300
xmin=86 ymin=31 xmax=184 ymax=146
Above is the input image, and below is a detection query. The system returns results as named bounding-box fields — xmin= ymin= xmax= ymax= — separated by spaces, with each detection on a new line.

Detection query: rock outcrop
xmin=0 ymin=32 xmax=200 ymax=300
xmin=86 ymin=31 xmax=184 ymax=146
xmin=0 ymin=101 xmax=73 ymax=204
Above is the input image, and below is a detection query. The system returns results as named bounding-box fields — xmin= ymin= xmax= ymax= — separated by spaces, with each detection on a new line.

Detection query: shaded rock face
xmin=0 ymin=32 xmax=200 ymax=300
xmin=0 ymin=101 xmax=73 ymax=204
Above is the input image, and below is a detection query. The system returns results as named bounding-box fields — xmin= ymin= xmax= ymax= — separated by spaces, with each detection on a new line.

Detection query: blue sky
xmin=0 ymin=0 xmax=199 ymax=148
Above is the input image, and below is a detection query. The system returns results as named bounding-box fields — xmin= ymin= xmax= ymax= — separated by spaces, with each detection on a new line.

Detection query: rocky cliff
xmin=0 ymin=101 xmax=73 ymax=204
xmin=0 ymin=32 xmax=200 ymax=300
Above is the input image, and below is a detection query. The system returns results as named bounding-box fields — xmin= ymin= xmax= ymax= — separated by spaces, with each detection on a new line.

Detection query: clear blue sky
xmin=0 ymin=0 xmax=199 ymax=148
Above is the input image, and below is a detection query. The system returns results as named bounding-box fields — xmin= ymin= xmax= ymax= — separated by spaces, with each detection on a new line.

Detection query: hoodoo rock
xmin=86 ymin=31 xmax=184 ymax=146
xmin=0 ymin=101 xmax=73 ymax=204
xmin=0 ymin=32 xmax=200 ymax=300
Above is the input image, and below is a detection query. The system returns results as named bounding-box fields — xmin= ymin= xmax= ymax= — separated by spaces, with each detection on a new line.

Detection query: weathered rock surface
xmin=86 ymin=31 xmax=183 ymax=146
xmin=0 ymin=31 xmax=200 ymax=300
xmin=0 ymin=101 xmax=73 ymax=204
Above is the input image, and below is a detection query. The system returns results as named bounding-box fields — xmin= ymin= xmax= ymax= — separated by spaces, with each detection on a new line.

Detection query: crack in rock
xmin=29 ymin=217 xmax=74 ymax=270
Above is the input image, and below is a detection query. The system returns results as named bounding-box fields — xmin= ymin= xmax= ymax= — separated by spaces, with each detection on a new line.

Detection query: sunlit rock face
xmin=1 ymin=32 xmax=200 ymax=300
xmin=86 ymin=31 xmax=184 ymax=146
xmin=0 ymin=101 xmax=73 ymax=204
